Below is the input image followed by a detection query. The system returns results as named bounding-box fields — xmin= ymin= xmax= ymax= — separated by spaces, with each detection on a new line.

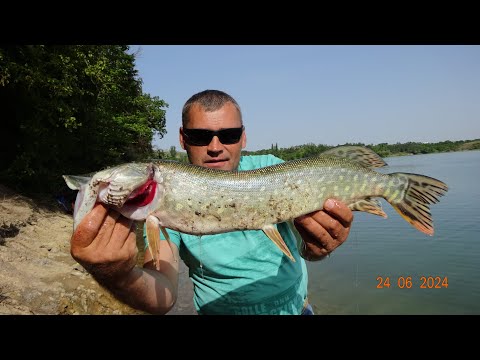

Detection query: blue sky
xmin=131 ymin=45 xmax=480 ymax=152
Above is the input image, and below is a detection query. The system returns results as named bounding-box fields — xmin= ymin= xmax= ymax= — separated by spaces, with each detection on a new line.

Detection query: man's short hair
xmin=182 ymin=89 xmax=243 ymax=127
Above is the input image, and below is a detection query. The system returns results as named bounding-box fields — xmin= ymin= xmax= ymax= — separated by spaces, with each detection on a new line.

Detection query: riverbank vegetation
xmin=0 ymin=45 xmax=167 ymax=195
xmin=243 ymin=138 xmax=480 ymax=161
xmin=162 ymin=138 xmax=480 ymax=164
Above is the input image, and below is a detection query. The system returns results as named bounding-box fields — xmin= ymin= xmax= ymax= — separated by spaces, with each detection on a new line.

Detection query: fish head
xmin=63 ymin=163 xmax=166 ymax=230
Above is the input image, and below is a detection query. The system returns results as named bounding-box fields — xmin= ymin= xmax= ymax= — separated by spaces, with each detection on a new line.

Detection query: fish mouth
xmin=118 ymin=176 xmax=163 ymax=221
xmin=124 ymin=179 xmax=157 ymax=207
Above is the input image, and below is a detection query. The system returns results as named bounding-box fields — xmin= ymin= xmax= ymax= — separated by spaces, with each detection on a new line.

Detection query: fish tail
xmin=386 ymin=173 xmax=448 ymax=236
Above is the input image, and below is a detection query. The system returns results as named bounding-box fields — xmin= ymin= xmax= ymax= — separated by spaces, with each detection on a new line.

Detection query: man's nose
xmin=207 ymin=135 xmax=223 ymax=153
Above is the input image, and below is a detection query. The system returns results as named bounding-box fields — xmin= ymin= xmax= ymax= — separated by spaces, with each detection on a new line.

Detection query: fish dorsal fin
xmin=262 ymin=224 xmax=295 ymax=262
xmin=319 ymin=145 xmax=388 ymax=168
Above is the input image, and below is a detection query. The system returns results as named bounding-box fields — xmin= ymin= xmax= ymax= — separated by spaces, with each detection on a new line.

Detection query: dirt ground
xmin=0 ymin=184 xmax=196 ymax=315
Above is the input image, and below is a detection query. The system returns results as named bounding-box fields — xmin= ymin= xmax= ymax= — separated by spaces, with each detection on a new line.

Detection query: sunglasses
xmin=182 ymin=126 xmax=244 ymax=146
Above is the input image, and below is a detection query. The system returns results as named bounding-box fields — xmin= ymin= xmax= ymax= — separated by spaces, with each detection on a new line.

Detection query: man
xmin=70 ymin=89 xmax=353 ymax=315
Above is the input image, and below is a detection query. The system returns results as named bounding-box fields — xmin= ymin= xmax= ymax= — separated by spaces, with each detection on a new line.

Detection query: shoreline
xmin=0 ymin=183 xmax=196 ymax=315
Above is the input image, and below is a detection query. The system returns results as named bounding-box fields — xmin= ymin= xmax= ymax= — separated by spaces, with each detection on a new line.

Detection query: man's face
xmin=179 ymin=102 xmax=246 ymax=171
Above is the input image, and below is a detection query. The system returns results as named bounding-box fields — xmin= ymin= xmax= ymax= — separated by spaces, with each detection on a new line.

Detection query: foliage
xmin=153 ymin=146 xmax=189 ymax=163
xmin=0 ymin=45 xmax=167 ymax=194
xmin=243 ymin=139 xmax=480 ymax=160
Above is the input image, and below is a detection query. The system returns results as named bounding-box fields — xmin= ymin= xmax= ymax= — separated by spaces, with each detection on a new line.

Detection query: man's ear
xmin=241 ymin=130 xmax=247 ymax=149
xmin=179 ymin=127 xmax=186 ymax=150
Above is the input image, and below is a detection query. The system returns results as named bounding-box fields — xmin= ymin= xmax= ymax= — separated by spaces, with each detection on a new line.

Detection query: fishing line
xmin=199 ymin=235 xmax=205 ymax=279
xmin=354 ymin=229 xmax=360 ymax=314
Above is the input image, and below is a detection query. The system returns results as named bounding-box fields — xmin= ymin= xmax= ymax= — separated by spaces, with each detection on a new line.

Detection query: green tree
xmin=0 ymin=45 xmax=168 ymax=194
xmin=169 ymin=146 xmax=177 ymax=159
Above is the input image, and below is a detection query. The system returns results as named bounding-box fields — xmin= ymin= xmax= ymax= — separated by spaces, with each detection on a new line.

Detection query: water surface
xmin=307 ymin=150 xmax=480 ymax=314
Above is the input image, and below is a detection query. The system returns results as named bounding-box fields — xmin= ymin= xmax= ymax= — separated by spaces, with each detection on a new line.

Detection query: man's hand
xmin=70 ymin=203 xmax=138 ymax=285
xmin=293 ymin=199 xmax=353 ymax=261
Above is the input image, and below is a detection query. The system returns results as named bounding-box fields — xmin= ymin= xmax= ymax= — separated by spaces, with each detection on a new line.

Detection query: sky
xmin=130 ymin=45 xmax=480 ymax=152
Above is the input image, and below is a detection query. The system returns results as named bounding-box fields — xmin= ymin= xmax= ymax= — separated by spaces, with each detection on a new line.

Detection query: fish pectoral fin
xmin=146 ymin=215 xmax=162 ymax=271
xmin=63 ymin=175 xmax=91 ymax=190
xmin=262 ymin=224 xmax=295 ymax=262
xmin=349 ymin=197 xmax=388 ymax=218
xmin=160 ymin=225 xmax=178 ymax=264
xmin=146 ymin=215 xmax=178 ymax=271
xmin=63 ymin=176 xmax=98 ymax=231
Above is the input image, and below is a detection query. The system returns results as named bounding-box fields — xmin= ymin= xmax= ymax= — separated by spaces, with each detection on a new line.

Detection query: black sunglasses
xmin=182 ymin=126 xmax=244 ymax=146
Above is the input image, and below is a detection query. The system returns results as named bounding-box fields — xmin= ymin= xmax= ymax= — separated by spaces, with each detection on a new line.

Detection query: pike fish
xmin=63 ymin=146 xmax=448 ymax=269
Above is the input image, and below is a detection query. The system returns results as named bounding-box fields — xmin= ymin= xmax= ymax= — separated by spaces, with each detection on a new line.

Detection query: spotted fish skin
xmin=150 ymin=154 xmax=447 ymax=236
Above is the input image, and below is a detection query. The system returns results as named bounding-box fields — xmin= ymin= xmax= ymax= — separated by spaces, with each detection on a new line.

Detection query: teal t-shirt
xmin=144 ymin=154 xmax=309 ymax=315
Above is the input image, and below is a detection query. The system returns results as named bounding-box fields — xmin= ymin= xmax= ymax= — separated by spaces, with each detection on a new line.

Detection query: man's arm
xmin=293 ymin=198 xmax=353 ymax=261
xmin=70 ymin=203 xmax=179 ymax=315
